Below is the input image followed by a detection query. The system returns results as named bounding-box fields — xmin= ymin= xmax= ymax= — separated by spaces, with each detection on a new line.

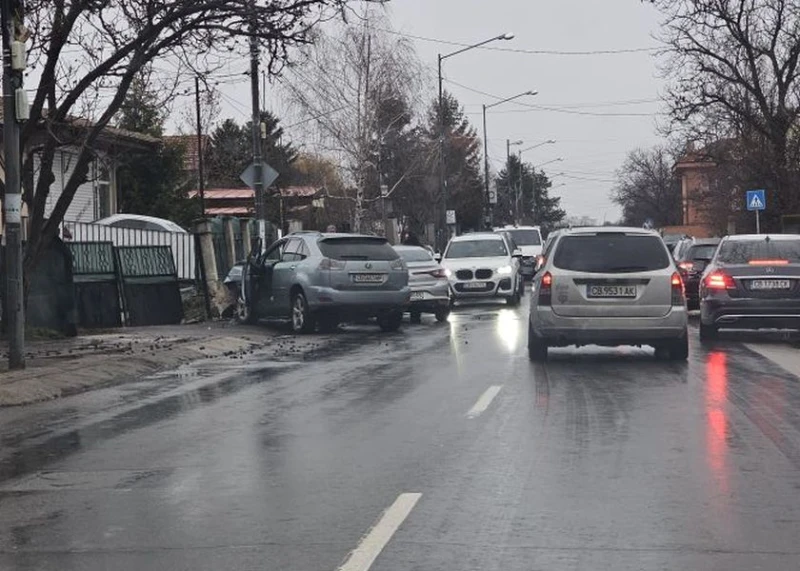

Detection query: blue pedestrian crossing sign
xmin=746 ymin=189 xmax=766 ymax=211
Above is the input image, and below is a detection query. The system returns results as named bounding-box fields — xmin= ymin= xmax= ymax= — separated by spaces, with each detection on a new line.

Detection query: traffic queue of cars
xmin=527 ymin=227 xmax=800 ymax=361
xmin=235 ymin=228 xmax=530 ymax=333
xmin=235 ymin=227 xmax=800 ymax=350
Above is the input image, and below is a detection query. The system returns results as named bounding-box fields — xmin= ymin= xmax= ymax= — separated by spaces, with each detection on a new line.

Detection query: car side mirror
xmin=512 ymin=249 xmax=523 ymax=258
xmin=434 ymin=253 xmax=442 ymax=263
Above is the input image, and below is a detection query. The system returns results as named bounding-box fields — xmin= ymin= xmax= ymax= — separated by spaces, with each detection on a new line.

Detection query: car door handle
xmin=290 ymin=265 xmax=297 ymax=271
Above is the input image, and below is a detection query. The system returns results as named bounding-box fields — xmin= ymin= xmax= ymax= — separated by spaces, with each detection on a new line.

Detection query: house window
xmin=96 ymin=163 xmax=112 ymax=219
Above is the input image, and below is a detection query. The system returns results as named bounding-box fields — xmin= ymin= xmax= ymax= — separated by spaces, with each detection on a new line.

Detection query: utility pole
xmin=482 ymin=104 xmax=490 ymax=229
xmin=517 ymin=150 xmax=523 ymax=225
xmin=2 ymin=0 xmax=25 ymax=370
xmin=249 ymin=2 xmax=266 ymax=247
xmin=437 ymin=53 xmax=446 ymax=251
xmin=194 ymin=76 xmax=205 ymax=217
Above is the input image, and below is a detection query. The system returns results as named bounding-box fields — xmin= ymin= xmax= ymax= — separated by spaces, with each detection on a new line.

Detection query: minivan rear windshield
xmin=505 ymin=229 xmax=542 ymax=246
xmin=716 ymin=239 xmax=800 ymax=264
xmin=318 ymin=238 xmax=399 ymax=261
xmin=445 ymin=239 xmax=508 ymax=259
xmin=553 ymin=234 xmax=670 ymax=273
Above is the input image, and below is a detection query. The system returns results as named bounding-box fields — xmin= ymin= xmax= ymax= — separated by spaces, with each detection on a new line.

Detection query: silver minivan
xmin=238 ymin=232 xmax=410 ymax=333
xmin=528 ymin=227 xmax=689 ymax=361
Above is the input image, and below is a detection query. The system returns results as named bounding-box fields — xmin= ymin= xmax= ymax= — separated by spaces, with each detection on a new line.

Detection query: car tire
xmin=236 ymin=298 xmax=257 ymax=325
xmin=378 ymin=311 xmax=403 ymax=332
xmin=518 ymin=278 xmax=526 ymax=297
xmin=528 ymin=323 xmax=548 ymax=362
xmin=434 ymin=307 xmax=450 ymax=323
xmin=699 ymin=322 xmax=718 ymax=342
xmin=410 ymin=311 xmax=422 ymax=324
xmin=668 ymin=334 xmax=689 ymax=361
xmin=507 ymin=290 xmax=521 ymax=306
xmin=290 ymin=291 xmax=315 ymax=334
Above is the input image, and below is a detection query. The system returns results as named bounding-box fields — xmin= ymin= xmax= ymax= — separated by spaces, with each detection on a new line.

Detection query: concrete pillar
xmin=193 ymin=219 xmax=233 ymax=317
xmin=241 ymin=218 xmax=252 ymax=258
xmin=223 ymin=217 xmax=237 ymax=267
xmin=288 ymin=219 xmax=303 ymax=234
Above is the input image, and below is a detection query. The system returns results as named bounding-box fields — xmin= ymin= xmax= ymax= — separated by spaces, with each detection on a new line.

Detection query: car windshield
xmin=505 ymin=229 xmax=542 ymax=246
xmin=716 ymin=239 xmax=800 ymax=264
xmin=553 ymin=234 xmax=671 ymax=273
xmin=397 ymin=248 xmax=433 ymax=263
xmin=445 ymin=239 xmax=508 ymax=259
xmin=318 ymin=238 xmax=399 ymax=261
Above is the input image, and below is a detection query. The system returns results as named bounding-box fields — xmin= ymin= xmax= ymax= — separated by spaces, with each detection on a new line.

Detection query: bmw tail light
xmin=671 ymin=272 xmax=685 ymax=305
xmin=704 ymin=271 xmax=736 ymax=290
xmin=390 ymin=258 xmax=407 ymax=271
xmin=538 ymin=271 xmax=553 ymax=306
xmin=678 ymin=261 xmax=694 ymax=273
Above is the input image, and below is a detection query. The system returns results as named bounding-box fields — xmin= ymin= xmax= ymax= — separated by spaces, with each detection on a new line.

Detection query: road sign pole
xmin=756 ymin=209 xmax=760 ymax=235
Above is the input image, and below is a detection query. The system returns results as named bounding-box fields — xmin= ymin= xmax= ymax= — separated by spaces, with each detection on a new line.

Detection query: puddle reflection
xmin=705 ymin=351 xmax=730 ymax=498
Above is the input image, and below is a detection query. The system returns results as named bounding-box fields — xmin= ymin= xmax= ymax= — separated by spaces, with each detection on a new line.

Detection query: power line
xmin=379 ymin=28 xmax=660 ymax=56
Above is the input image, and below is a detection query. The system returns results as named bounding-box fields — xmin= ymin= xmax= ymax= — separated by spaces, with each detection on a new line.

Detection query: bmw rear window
xmin=318 ymin=237 xmax=399 ymax=261
xmin=553 ymin=234 xmax=671 ymax=273
xmin=396 ymin=248 xmax=433 ymax=262
xmin=716 ymin=239 xmax=800 ymax=264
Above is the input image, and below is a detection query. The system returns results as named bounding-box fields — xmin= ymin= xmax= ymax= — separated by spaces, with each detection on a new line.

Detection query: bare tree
xmin=11 ymin=0 xmax=373 ymax=284
xmin=279 ymin=8 xmax=426 ymax=232
xmin=611 ymin=146 xmax=682 ymax=227
xmin=652 ymin=0 xmax=800 ymax=230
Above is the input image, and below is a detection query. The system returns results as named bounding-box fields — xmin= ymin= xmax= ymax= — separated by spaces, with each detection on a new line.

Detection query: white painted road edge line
xmin=466 ymin=385 xmax=503 ymax=419
xmin=337 ymin=492 xmax=422 ymax=571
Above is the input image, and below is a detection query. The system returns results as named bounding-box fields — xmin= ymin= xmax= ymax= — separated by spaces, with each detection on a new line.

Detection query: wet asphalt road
xmin=1 ymin=295 xmax=800 ymax=570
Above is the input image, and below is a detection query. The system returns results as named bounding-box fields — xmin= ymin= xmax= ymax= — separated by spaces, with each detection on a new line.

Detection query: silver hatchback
xmin=528 ymin=227 xmax=689 ymax=361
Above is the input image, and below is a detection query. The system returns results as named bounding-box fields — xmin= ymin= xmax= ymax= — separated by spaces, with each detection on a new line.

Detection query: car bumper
xmin=408 ymin=283 xmax=450 ymax=312
xmin=701 ymin=296 xmax=800 ymax=329
xmin=530 ymin=307 xmax=688 ymax=346
xmin=449 ymin=277 xmax=515 ymax=299
xmin=307 ymin=286 xmax=411 ymax=314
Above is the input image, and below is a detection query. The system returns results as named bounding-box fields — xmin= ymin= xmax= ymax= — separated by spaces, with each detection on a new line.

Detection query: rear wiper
xmin=606 ymin=265 xmax=650 ymax=272
xmin=340 ymin=255 xmax=369 ymax=260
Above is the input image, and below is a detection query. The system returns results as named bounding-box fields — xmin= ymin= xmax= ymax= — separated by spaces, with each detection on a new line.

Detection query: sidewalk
xmin=0 ymin=321 xmax=299 ymax=407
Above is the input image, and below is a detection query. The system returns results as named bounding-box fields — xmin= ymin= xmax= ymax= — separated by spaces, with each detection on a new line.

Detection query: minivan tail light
xmin=318 ymin=258 xmax=346 ymax=271
xmin=704 ymin=271 xmax=735 ymax=290
xmin=671 ymin=272 xmax=685 ymax=305
xmin=538 ymin=271 xmax=553 ymax=306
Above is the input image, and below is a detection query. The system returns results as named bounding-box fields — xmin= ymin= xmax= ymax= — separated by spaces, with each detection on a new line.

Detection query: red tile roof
xmin=188 ymin=188 xmax=254 ymax=199
xmin=165 ymin=134 xmax=210 ymax=172
xmin=205 ymin=206 xmax=254 ymax=216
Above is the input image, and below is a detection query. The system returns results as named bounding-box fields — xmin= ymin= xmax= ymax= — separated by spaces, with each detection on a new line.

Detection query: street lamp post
xmin=482 ymin=90 xmax=537 ymax=228
xmin=438 ymin=32 xmax=514 ymax=249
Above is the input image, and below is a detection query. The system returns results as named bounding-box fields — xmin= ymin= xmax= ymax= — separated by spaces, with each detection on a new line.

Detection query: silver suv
xmin=238 ymin=232 xmax=410 ymax=333
xmin=528 ymin=227 xmax=689 ymax=361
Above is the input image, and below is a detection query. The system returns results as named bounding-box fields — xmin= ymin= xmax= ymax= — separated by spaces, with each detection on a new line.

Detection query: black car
xmin=699 ymin=234 xmax=800 ymax=340
xmin=674 ymin=238 xmax=720 ymax=309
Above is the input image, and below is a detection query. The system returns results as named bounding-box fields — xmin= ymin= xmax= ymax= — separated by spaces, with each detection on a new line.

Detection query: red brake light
xmin=704 ymin=271 xmax=735 ymax=290
xmin=678 ymin=261 xmax=694 ymax=272
xmin=538 ymin=271 xmax=553 ymax=306
xmin=671 ymin=272 xmax=685 ymax=305
xmin=748 ymin=259 xmax=789 ymax=266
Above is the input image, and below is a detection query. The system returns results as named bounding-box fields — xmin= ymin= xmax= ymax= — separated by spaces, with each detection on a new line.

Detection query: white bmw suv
xmin=528 ymin=227 xmax=689 ymax=360
xmin=441 ymin=232 xmax=524 ymax=306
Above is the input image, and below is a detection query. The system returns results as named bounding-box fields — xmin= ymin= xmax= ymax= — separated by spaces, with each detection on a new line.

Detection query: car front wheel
xmin=236 ymin=298 xmax=257 ymax=325
xmin=290 ymin=291 xmax=315 ymax=334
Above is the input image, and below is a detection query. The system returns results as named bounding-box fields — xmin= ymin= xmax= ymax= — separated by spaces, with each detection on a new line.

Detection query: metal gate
xmin=117 ymin=245 xmax=183 ymax=326
xmin=68 ymin=241 xmax=123 ymax=328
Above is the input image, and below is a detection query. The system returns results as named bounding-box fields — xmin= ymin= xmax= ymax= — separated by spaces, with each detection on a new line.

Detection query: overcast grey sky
xmin=206 ymin=0 xmax=667 ymax=221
